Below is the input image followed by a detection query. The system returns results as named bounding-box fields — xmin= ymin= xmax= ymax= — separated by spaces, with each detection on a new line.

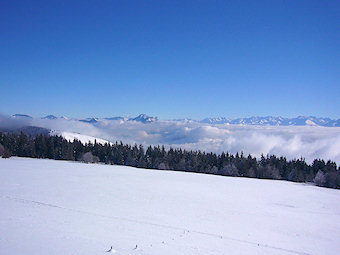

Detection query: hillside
xmin=1 ymin=157 xmax=339 ymax=255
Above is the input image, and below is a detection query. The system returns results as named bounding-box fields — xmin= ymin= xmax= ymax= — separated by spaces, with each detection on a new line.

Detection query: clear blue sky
xmin=1 ymin=0 xmax=339 ymax=119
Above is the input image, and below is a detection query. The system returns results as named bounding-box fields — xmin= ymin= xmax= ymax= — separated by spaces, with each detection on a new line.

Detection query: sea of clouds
xmin=1 ymin=114 xmax=340 ymax=165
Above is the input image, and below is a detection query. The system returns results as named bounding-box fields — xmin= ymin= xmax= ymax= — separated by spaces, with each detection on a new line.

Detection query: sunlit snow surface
xmin=1 ymin=157 xmax=340 ymax=255
xmin=50 ymin=130 xmax=111 ymax=145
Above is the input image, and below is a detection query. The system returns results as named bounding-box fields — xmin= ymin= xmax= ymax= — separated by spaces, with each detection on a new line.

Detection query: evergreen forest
xmin=0 ymin=132 xmax=339 ymax=189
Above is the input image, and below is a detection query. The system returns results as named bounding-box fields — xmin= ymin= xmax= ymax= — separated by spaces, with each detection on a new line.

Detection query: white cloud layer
xmin=1 ymin=114 xmax=340 ymax=164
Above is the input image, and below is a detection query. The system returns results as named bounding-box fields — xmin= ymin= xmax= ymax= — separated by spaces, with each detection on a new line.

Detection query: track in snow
xmin=3 ymin=195 xmax=311 ymax=255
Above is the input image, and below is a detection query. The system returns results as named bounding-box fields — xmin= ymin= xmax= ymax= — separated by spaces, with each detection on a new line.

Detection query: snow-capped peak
xmin=199 ymin=116 xmax=340 ymax=127
xmin=42 ymin=115 xmax=58 ymax=120
xmin=130 ymin=114 xmax=158 ymax=123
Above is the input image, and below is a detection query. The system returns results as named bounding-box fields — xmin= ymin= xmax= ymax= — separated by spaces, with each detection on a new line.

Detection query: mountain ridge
xmin=200 ymin=116 xmax=340 ymax=127
xmin=12 ymin=113 xmax=340 ymax=127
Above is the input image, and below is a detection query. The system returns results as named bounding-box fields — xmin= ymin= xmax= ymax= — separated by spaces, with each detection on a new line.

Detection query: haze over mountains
xmin=200 ymin=116 xmax=340 ymax=127
xmin=2 ymin=113 xmax=340 ymax=164
xmin=11 ymin=113 xmax=340 ymax=127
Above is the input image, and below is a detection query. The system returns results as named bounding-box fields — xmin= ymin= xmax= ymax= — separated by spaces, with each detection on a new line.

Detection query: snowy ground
xmin=0 ymin=158 xmax=339 ymax=255
xmin=50 ymin=130 xmax=111 ymax=145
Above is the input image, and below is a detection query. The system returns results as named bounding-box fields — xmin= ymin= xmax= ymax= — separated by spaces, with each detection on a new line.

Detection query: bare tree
xmin=208 ymin=165 xmax=218 ymax=175
xmin=222 ymin=163 xmax=239 ymax=177
xmin=314 ymin=170 xmax=326 ymax=186
xmin=81 ymin=152 xmax=99 ymax=163
xmin=264 ymin=165 xmax=282 ymax=180
xmin=158 ymin=162 xmax=168 ymax=170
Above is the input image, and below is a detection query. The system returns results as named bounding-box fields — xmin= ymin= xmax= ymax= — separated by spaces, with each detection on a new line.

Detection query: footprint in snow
xmin=133 ymin=245 xmax=143 ymax=252
xmin=106 ymin=246 xmax=116 ymax=253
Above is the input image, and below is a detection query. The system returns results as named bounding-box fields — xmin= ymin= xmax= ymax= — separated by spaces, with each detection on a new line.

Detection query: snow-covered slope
xmin=79 ymin=114 xmax=158 ymax=124
xmin=50 ymin=130 xmax=111 ymax=145
xmin=1 ymin=157 xmax=339 ymax=255
xmin=130 ymin=114 xmax=158 ymax=123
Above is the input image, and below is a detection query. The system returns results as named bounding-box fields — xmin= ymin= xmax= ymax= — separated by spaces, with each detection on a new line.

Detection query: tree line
xmin=0 ymin=132 xmax=339 ymax=189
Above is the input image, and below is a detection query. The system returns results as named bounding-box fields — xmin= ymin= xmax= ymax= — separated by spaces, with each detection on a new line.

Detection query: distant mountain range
xmin=200 ymin=116 xmax=340 ymax=127
xmin=80 ymin=114 xmax=159 ymax=124
xmin=11 ymin=113 xmax=340 ymax=127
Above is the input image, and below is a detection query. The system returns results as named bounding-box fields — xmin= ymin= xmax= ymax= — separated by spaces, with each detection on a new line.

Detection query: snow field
xmin=0 ymin=157 xmax=339 ymax=255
